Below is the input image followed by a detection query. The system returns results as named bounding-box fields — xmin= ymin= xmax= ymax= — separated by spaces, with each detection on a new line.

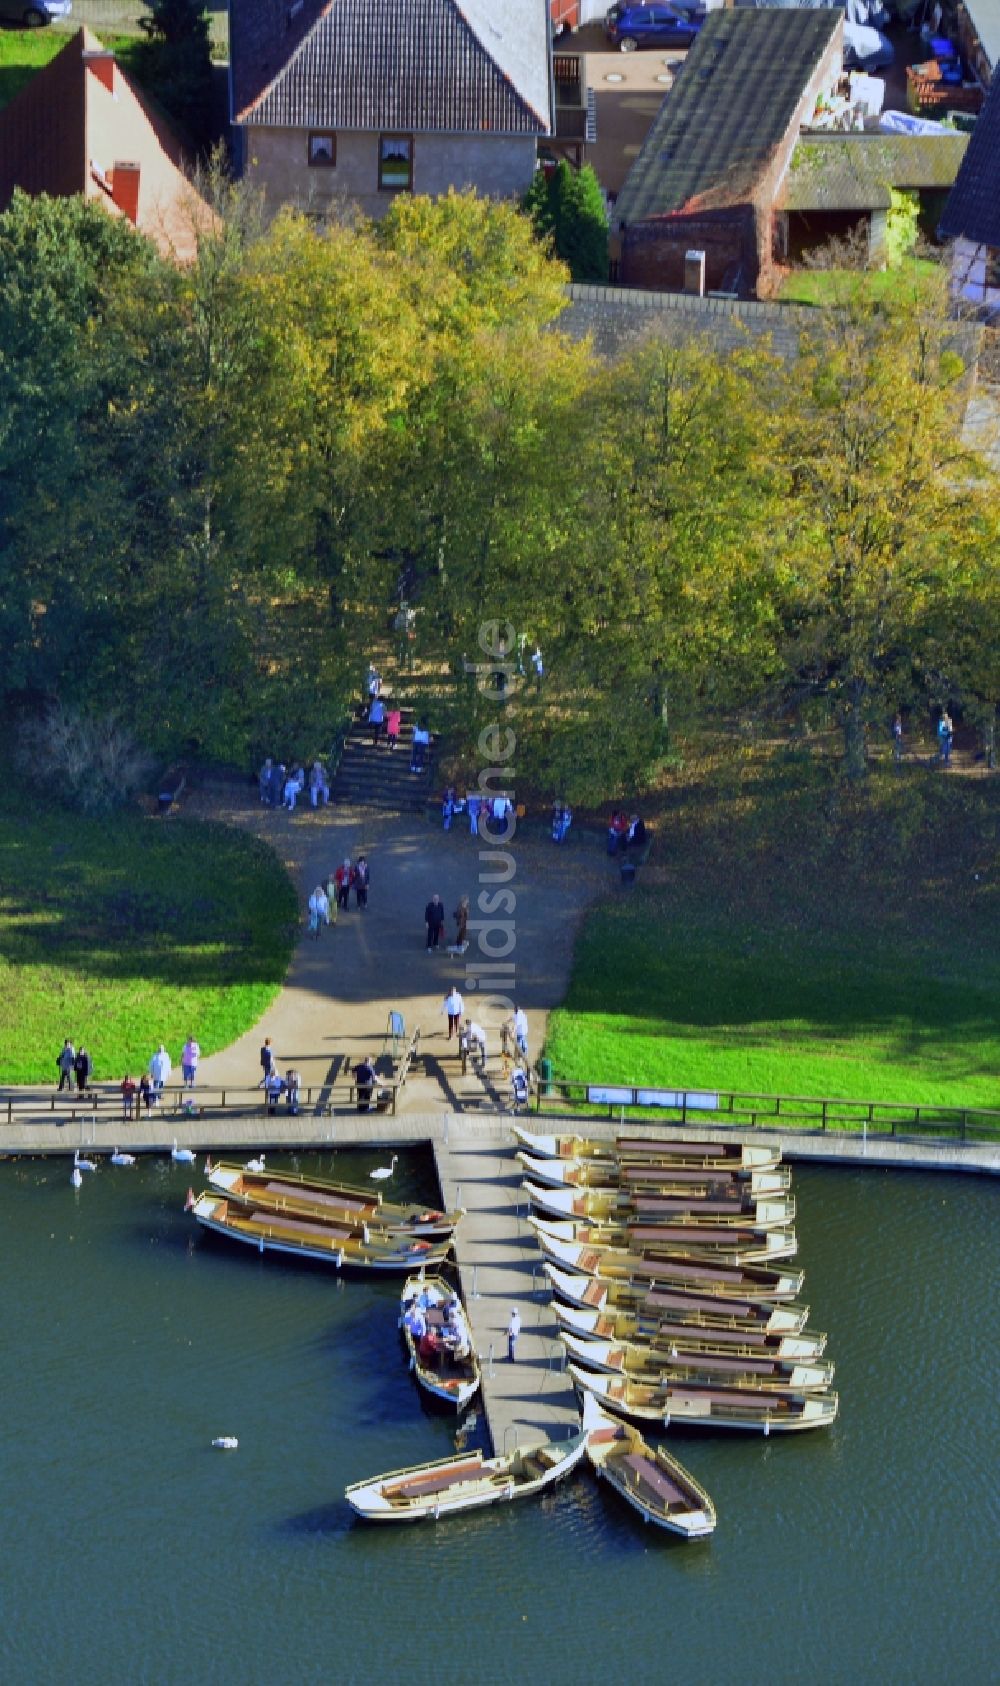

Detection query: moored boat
xmin=399 ymin=1275 xmax=480 ymax=1410
xmin=189 ymin=1193 xmax=452 ymax=1273
xmin=544 ymin=1262 xmax=810 ymax=1329
xmin=552 ymin=1297 xmax=827 ymax=1357
xmin=528 ymin=1214 xmax=798 ymax=1266
xmin=535 ymin=1227 xmax=804 ymax=1299
xmin=570 ymin=1363 xmax=839 ymax=1433
xmin=513 ymin=1128 xmax=781 ymax=1173
xmin=561 ymin=1331 xmax=834 ymax=1391
xmin=582 ymin=1392 xmax=716 ymax=1540
xmin=518 ymin=1152 xmax=782 ymax=1193
xmin=345 ymin=1429 xmax=587 ymax=1521
xmin=206 ymin=1163 xmax=461 ymax=1237
xmin=523 ymin=1179 xmax=794 ymax=1225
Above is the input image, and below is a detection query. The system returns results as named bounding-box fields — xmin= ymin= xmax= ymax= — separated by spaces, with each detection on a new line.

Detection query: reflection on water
xmin=0 ymin=1152 xmax=995 ymax=1685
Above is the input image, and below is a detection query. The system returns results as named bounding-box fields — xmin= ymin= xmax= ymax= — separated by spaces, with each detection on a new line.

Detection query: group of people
xmin=424 ymin=893 xmax=467 ymax=951
xmin=56 ymin=1037 xmax=200 ymax=1113
xmin=551 ymin=802 xmax=573 ymax=843
xmin=307 ymin=858 xmax=371 ymax=934
xmin=259 ymin=1038 xmax=301 ymax=1115
xmin=441 ymin=789 xmax=515 ymax=833
xmin=259 ymin=758 xmax=331 ymax=812
xmin=607 ymin=810 xmax=647 ymax=856
xmin=402 ymin=1282 xmax=472 ymax=1365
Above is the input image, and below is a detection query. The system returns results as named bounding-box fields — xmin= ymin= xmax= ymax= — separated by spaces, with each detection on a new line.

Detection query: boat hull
xmin=191 ymin=1196 xmax=452 ymax=1273
xmin=571 ymin=1363 xmax=839 ymax=1433
xmin=345 ymin=1431 xmax=588 ymax=1522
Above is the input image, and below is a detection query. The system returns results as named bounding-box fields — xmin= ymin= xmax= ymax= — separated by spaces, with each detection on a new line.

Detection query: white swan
xmin=70 ymin=1166 xmax=83 ymax=1188
xmin=211 ymin=1436 xmax=239 ymax=1451
xmin=74 ymin=1151 xmax=97 ymax=1173
xmin=369 ymin=1155 xmax=398 ymax=1182
xmin=244 ymin=1155 xmax=265 ymax=1174
xmin=171 ymin=1139 xmax=196 ymax=1164
xmin=110 ymin=1149 xmax=136 ymax=1167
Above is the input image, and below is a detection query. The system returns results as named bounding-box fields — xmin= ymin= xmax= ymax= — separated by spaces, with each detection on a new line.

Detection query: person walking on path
xmin=453 ymin=896 xmax=469 ymax=948
xmin=259 ymin=758 xmax=274 ymax=805
xmin=507 ymin=1307 xmax=521 ymax=1361
xmin=259 ymin=1038 xmax=275 ymax=1088
xmin=425 ymin=894 xmax=446 ymax=951
xmin=57 ymin=1039 xmax=76 ymax=1092
xmin=335 ymin=860 xmax=353 ymax=912
xmin=354 ymin=1057 xmax=375 ymax=1113
xmin=467 ymin=793 xmax=481 ymax=836
xmin=892 ymin=713 xmax=903 ymax=766
xmin=73 ymin=1045 xmax=92 ymax=1095
xmin=149 ymin=1043 xmax=171 ymax=1105
xmin=441 ymin=986 xmax=464 ymax=1039
xmin=386 ymin=708 xmax=401 ymax=752
xmin=938 ymin=710 xmax=954 ymax=765
xmin=513 ymin=1006 xmax=529 ymax=1061
xmin=354 ymin=855 xmax=370 ymax=910
xmin=369 ymin=696 xmax=385 ymax=747
xmin=181 ymin=1036 xmax=200 ymax=1089
xmin=307 ymin=884 xmax=329 ymax=938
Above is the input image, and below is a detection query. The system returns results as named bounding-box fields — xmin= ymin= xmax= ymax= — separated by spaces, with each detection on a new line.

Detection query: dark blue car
xmin=605 ymin=2 xmax=705 ymax=51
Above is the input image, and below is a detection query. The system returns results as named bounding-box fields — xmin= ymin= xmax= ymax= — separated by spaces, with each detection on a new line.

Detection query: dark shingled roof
xmin=234 ymin=0 xmax=551 ymax=135
xmin=782 ymin=133 xmax=969 ymax=213
xmin=614 ymin=8 xmax=842 ymax=229
xmin=939 ymin=67 xmax=1000 ymax=248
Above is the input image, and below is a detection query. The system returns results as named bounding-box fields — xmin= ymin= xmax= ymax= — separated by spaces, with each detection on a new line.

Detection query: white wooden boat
xmin=345 ymin=1429 xmax=587 ymax=1521
xmin=189 ymin=1193 xmax=452 ymax=1273
xmin=562 ymin=1331 xmax=834 ymax=1392
xmin=528 ymin=1214 xmax=798 ymax=1266
xmin=534 ymin=1224 xmax=803 ymax=1287
xmin=582 ymin=1393 xmax=716 ymax=1540
xmin=545 ymin=1263 xmax=810 ymax=1330
xmin=513 ymin=1128 xmax=781 ymax=1173
xmin=207 ymin=1163 xmax=461 ymax=1237
xmin=553 ymin=1298 xmax=827 ymax=1358
xmin=523 ymin=1179 xmax=794 ymax=1224
xmin=519 ymin=1151 xmax=783 ymax=1193
xmin=570 ymin=1364 xmax=839 ymax=1433
xmin=399 ymin=1276 xmax=480 ymax=1410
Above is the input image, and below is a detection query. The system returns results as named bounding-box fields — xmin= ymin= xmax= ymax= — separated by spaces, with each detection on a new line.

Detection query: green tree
xmin=523 ymin=162 xmax=609 ymax=282
xmin=136 ymin=0 xmax=214 ymax=150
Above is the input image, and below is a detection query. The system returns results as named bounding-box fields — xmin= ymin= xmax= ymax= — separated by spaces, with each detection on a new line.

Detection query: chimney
xmin=111 ymin=161 xmax=141 ymax=226
xmin=684 ymin=249 xmax=706 ymax=297
xmin=83 ymin=49 xmax=115 ymax=94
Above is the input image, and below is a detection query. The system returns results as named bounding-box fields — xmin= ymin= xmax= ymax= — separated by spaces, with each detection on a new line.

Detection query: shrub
xmin=16 ymin=703 xmax=153 ymax=814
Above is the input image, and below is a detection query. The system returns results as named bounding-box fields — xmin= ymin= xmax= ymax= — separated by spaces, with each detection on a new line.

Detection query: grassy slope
xmin=0 ymin=800 xmax=297 ymax=1084
xmin=546 ymin=745 xmax=1000 ymax=1111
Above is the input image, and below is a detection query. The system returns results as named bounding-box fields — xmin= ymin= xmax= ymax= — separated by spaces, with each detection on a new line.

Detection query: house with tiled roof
xmin=230 ymin=0 xmax=554 ymax=219
xmin=0 ymin=27 xmax=212 ymax=262
xmin=611 ymin=8 xmax=845 ymax=297
xmin=940 ymin=66 xmax=1000 ymax=318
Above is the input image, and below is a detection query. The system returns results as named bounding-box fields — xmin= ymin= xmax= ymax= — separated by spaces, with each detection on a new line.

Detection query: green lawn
xmin=0 ymin=800 xmax=297 ymax=1084
xmin=0 ymin=27 xmax=65 ymax=110
xmin=546 ymin=750 xmax=1000 ymax=1114
xmin=778 ymin=258 xmax=940 ymax=309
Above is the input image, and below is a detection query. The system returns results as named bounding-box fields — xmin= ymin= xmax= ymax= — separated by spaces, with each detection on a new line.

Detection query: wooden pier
xmin=433 ymin=1128 xmax=581 ymax=1456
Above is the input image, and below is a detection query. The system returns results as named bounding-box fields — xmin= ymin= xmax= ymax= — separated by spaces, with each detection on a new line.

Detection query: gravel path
xmin=184 ymin=788 xmax=609 ymax=1113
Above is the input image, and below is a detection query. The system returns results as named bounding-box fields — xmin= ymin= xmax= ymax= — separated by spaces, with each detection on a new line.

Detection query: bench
xmin=157 ymin=763 xmax=188 ymax=815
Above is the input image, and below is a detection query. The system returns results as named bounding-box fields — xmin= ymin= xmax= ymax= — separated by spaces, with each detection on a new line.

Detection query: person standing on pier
xmin=425 ymin=893 xmax=446 ymax=951
xmin=57 ymin=1039 xmax=76 ymax=1091
xmin=441 ymin=986 xmax=464 ymax=1039
xmin=507 ymin=1307 xmax=521 ymax=1362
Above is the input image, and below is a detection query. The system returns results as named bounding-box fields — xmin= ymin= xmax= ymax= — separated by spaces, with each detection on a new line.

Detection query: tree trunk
xmin=842 ymin=681 xmax=867 ymax=779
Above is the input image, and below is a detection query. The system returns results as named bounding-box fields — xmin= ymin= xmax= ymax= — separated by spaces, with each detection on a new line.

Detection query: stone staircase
xmin=331 ymin=705 xmax=435 ymax=812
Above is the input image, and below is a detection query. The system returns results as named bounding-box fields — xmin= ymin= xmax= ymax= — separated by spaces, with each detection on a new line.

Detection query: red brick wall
xmin=620 ymin=207 xmax=754 ymax=292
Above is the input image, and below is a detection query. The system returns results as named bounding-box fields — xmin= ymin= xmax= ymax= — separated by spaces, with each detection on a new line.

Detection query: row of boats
xmin=345 ymin=1129 xmax=838 ymax=1536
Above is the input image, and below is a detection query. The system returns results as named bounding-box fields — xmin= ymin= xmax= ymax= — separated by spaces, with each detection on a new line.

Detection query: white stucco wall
xmin=241 ymin=127 xmax=539 ymax=219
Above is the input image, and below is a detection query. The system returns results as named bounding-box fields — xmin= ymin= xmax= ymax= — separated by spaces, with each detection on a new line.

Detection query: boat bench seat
xmin=587 ymin=1427 xmax=621 ymax=1446
xmin=387 ymin=1459 xmax=485 ymax=1500
xmin=621 ymin=1452 xmax=686 ymax=1508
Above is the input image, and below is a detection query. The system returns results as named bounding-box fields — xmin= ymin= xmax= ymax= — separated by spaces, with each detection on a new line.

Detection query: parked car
xmin=0 ymin=0 xmax=72 ymax=23
xmin=605 ymin=3 xmax=705 ymax=51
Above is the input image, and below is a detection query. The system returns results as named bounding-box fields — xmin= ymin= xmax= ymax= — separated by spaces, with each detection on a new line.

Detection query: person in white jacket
xmin=149 ymin=1043 xmax=172 ymax=1105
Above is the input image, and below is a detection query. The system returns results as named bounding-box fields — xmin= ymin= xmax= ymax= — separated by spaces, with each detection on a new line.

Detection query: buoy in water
xmin=211 ymin=1436 xmax=239 ymax=1451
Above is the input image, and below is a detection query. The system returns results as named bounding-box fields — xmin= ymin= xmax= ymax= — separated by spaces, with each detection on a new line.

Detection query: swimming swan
xmin=369 ymin=1155 xmax=398 ymax=1182
xmin=110 ymin=1149 xmax=136 ymax=1167
xmin=244 ymin=1155 xmax=265 ymax=1174
xmin=171 ymin=1140 xmax=196 ymax=1164
xmin=70 ymin=1166 xmax=83 ymax=1188
xmin=74 ymin=1151 xmax=97 ymax=1172
xmin=211 ymin=1436 xmax=239 ymax=1451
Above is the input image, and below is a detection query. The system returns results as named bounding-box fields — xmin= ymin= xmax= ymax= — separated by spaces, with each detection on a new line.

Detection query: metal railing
xmin=530 ymin=1076 xmax=1000 ymax=1144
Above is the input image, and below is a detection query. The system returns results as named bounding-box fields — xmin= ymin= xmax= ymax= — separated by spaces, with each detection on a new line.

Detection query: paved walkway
xmin=184 ymin=786 xmax=609 ymax=1114
xmin=434 ymin=1132 xmax=581 ymax=1454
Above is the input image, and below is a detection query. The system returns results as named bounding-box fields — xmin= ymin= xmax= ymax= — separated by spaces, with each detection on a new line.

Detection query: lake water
xmin=0 ymin=1150 xmax=995 ymax=1685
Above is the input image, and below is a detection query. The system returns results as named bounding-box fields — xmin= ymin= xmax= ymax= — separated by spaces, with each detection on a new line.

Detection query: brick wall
xmin=620 ymin=206 xmax=753 ymax=293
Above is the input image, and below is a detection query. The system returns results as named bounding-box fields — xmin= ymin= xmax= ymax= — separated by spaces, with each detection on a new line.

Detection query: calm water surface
xmin=0 ymin=1151 xmax=995 ymax=1685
